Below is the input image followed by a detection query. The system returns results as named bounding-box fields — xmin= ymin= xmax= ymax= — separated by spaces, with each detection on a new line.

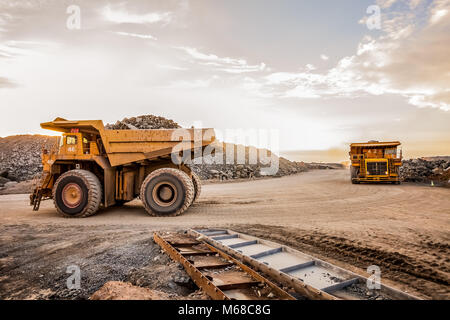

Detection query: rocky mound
xmin=0 ymin=135 xmax=58 ymax=183
xmin=0 ymin=115 xmax=340 ymax=191
xmin=105 ymin=115 xmax=181 ymax=130
xmin=190 ymin=144 xmax=311 ymax=180
xmin=105 ymin=115 xmax=312 ymax=180
xmin=400 ymin=158 xmax=450 ymax=186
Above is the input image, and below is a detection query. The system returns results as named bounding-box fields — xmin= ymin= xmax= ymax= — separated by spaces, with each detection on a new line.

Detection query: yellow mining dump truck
xmin=30 ymin=118 xmax=215 ymax=218
xmin=349 ymin=141 xmax=402 ymax=184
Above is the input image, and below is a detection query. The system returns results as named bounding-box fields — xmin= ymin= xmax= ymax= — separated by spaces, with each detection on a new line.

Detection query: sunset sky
xmin=0 ymin=0 xmax=449 ymax=161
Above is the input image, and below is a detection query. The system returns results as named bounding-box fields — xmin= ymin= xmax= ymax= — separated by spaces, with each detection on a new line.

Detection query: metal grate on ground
xmin=154 ymin=232 xmax=295 ymax=300
xmin=189 ymin=229 xmax=420 ymax=300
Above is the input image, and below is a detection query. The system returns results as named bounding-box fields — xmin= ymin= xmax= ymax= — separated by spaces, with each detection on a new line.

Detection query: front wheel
xmin=350 ymin=166 xmax=359 ymax=184
xmin=140 ymin=168 xmax=194 ymax=217
xmin=53 ymin=169 xmax=102 ymax=218
xmin=350 ymin=166 xmax=358 ymax=179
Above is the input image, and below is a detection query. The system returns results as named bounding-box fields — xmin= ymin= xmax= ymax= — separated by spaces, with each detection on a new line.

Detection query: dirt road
xmin=0 ymin=169 xmax=449 ymax=299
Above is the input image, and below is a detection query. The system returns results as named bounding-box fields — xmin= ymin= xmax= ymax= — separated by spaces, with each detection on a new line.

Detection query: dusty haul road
xmin=0 ymin=169 xmax=449 ymax=299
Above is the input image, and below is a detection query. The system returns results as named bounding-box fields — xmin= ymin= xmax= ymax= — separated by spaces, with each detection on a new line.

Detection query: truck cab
xmin=60 ymin=130 xmax=100 ymax=156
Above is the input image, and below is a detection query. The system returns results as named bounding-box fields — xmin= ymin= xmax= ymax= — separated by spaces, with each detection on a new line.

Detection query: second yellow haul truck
xmin=30 ymin=118 xmax=215 ymax=218
xmin=349 ymin=141 xmax=402 ymax=184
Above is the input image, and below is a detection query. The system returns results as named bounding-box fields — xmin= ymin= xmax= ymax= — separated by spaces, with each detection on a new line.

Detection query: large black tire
xmin=140 ymin=168 xmax=194 ymax=217
xmin=53 ymin=169 xmax=102 ymax=218
xmin=191 ymin=172 xmax=202 ymax=203
xmin=350 ymin=167 xmax=359 ymax=184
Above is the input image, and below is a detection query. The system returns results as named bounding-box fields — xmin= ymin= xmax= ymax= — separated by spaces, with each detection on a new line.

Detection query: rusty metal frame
xmin=190 ymin=229 xmax=421 ymax=301
xmin=202 ymin=242 xmax=295 ymax=300
xmin=189 ymin=229 xmax=338 ymax=300
xmin=154 ymin=232 xmax=228 ymax=300
xmin=153 ymin=232 xmax=295 ymax=300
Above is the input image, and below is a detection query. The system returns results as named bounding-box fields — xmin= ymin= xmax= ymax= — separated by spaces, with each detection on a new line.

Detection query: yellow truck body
xmin=349 ymin=141 xmax=402 ymax=184
xmin=31 ymin=118 xmax=215 ymax=217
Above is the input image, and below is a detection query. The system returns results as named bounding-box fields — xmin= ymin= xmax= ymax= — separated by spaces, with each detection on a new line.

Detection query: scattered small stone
xmin=105 ymin=115 xmax=181 ymax=130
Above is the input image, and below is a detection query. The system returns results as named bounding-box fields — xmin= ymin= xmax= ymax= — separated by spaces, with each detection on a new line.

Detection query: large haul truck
xmin=30 ymin=118 xmax=215 ymax=217
xmin=349 ymin=141 xmax=402 ymax=184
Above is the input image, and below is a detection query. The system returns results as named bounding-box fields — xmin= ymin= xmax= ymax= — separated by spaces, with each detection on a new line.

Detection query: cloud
xmin=376 ymin=0 xmax=398 ymax=9
xmin=0 ymin=0 xmax=49 ymax=10
xmin=0 ymin=12 xmax=12 ymax=33
xmin=102 ymin=4 xmax=172 ymax=25
xmin=161 ymin=78 xmax=216 ymax=89
xmin=320 ymin=54 xmax=329 ymax=61
xmin=244 ymin=0 xmax=450 ymax=111
xmin=0 ymin=40 xmax=51 ymax=59
xmin=115 ymin=31 xmax=157 ymax=40
xmin=350 ymin=0 xmax=450 ymax=110
xmin=0 ymin=76 xmax=17 ymax=88
xmin=175 ymin=46 xmax=266 ymax=74
xmin=409 ymin=0 xmax=424 ymax=9
xmin=157 ymin=64 xmax=188 ymax=71
xmin=429 ymin=0 xmax=449 ymax=25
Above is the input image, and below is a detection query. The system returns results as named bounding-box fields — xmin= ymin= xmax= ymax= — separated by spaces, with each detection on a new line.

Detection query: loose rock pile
xmin=0 ymin=135 xmax=57 ymax=184
xmin=106 ymin=115 xmax=315 ymax=180
xmin=400 ymin=158 xmax=450 ymax=185
xmin=190 ymin=152 xmax=310 ymax=180
xmin=105 ymin=115 xmax=181 ymax=130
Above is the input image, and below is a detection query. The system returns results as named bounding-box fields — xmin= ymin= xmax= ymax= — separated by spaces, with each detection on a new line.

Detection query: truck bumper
xmin=352 ymin=176 xmax=400 ymax=183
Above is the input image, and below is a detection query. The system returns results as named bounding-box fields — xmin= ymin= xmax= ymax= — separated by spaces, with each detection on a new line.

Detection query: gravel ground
xmin=0 ymin=224 xmax=200 ymax=299
xmin=0 ymin=169 xmax=449 ymax=299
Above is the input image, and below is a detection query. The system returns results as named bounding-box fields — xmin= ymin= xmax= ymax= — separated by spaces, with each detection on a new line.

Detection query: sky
xmin=0 ymin=0 xmax=449 ymax=161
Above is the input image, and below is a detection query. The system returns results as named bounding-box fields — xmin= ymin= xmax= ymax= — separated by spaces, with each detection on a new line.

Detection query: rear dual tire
xmin=140 ymin=168 xmax=195 ymax=217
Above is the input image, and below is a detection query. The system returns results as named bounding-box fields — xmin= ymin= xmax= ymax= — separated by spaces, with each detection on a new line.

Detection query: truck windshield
xmin=66 ymin=136 xmax=77 ymax=145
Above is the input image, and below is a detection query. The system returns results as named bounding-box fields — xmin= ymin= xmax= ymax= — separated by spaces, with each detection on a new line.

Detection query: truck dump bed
xmin=41 ymin=118 xmax=215 ymax=166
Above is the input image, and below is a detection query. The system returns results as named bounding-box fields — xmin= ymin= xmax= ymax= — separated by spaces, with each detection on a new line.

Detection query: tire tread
xmin=139 ymin=168 xmax=194 ymax=217
xmin=52 ymin=169 xmax=102 ymax=218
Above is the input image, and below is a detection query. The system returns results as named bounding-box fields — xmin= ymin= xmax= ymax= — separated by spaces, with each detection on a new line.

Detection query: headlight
xmin=385 ymin=171 xmax=388 ymax=175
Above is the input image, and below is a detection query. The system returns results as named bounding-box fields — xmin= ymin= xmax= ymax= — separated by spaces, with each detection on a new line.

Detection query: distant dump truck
xmin=349 ymin=141 xmax=402 ymax=184
xmin=30 ymin=118 xmax=215 ymax=218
